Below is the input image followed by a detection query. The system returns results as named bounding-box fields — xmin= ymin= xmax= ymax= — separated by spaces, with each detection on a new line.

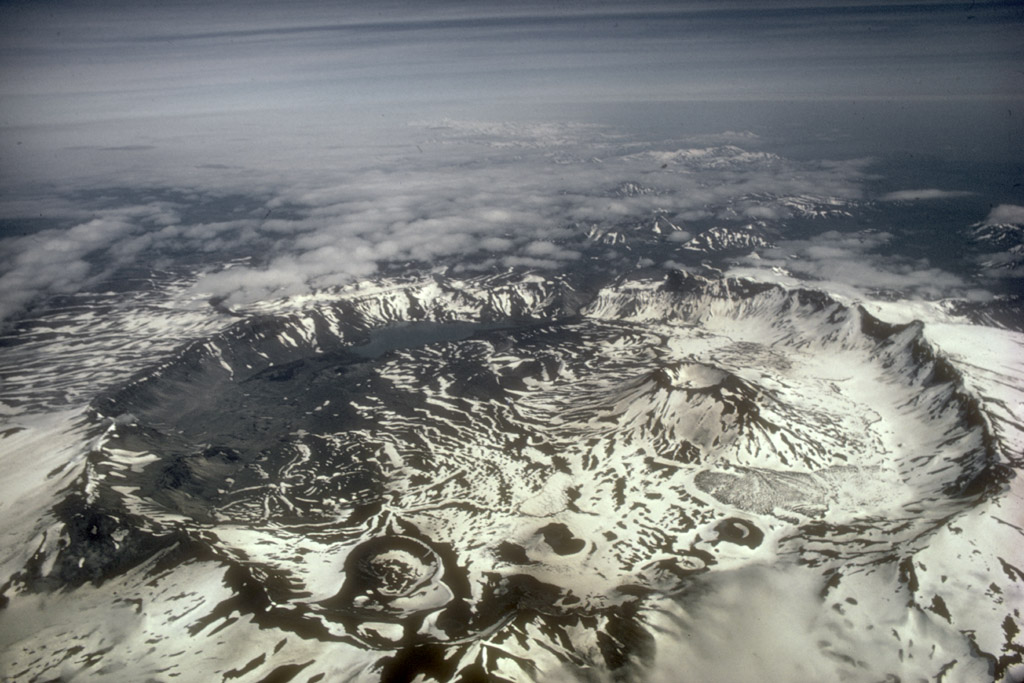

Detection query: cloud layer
xmin=879 ymin=189 xmax=975 ymax=201
xmin=728 ymin=229 xmax=984 ymax=301
xmin=982 ymin=204 xmax=1024 ymax=226
xmin=3 ymin=0 xmax=1023 ymax=189
xmin=2 ymin=2 xmax=1021 ymax=321
xmin=1 ymin=117 xmax=887 ymax=319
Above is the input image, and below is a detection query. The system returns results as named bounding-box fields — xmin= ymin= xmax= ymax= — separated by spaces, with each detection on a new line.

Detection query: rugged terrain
xmin=2 ymin=270 xmax=1020 ymax=681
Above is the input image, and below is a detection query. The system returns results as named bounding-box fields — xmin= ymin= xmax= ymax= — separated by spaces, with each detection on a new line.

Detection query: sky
xmin=3 ymin=2 xmax=1021 ymax=113
xmin=2 ymin=0 xmax=1022 ymax=181
xmin=0 ymin=0 xmax=1022 ymax=321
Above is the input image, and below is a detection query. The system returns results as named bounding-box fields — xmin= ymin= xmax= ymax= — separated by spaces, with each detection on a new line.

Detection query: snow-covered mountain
xmin=972 ymin=221 xmax=1024 ymax=252
xmin=972 ymin=220 xmax=1024 ymax=275
xmin=635 ymin=145 xmax=782 ymax=171
xmin=680 ymin=223 xmax=773 ymax=252
xmin=3 ymin=270 xmax=1020 ymax=682
xmin=578 ymin=191 xmax=852 ymax=255
xmin=771 ymin=193 xmax=854 ymax=219
xmin=583 ymin=215 xmax=686 ymax=246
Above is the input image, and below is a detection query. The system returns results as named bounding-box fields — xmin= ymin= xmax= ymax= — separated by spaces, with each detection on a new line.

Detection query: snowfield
xmin=1 ymin=271 xmax=1020 ymax=682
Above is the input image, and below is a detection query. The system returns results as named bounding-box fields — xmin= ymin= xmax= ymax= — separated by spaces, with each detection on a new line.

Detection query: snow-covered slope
xmin=973 ymin=220 xmax=1024 ymax=275
xmin=680 ymin=223 xmax=772 ymax=252
xmin=973 ymin=221 xmax=1024 ymax=252
xmin=1 ymin=271 xmax=1021 ymax=682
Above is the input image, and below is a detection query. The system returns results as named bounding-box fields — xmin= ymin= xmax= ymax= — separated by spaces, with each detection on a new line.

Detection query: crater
xmin=58 ymin=273 xmax=1004 ymax=667
xmin=537 ymin=523 xmax=587 ymax=556
xmin=325 ymin=535 xmax=453 ymax=618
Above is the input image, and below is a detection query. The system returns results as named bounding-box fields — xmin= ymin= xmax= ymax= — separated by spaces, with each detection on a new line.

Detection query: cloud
xmin=0 ymin=117 xmax=967 ymax=319
xmin=3 ymin=0 xmax=1020 ymax=194
xmin=10 ymin=0 xmax=1017 ymax=137
xmin=642 ymin=565 xmax=845 ymax=683
xmin=417 ymin=119 xmax=613 ymax=149
xmin=982 ymin=204 xmax=1024 ymax=226
xmin=0 ymin=203 xmax=183 ymax=321
xmin=728 ymin=229 xmax=971 ymax=300
xmin=675 ymin=130 xmax=762 ymax=147
xmin=742 ymin=205 xmax=786 ymax=220
xmin=879 ymin=189 xmax=975 ymax=201
xmin=167 ymin=122 xmax=871 ymax=309
xmin=523 ymin=241 xmax=580 ymax=260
